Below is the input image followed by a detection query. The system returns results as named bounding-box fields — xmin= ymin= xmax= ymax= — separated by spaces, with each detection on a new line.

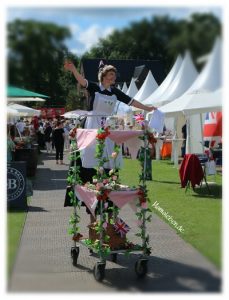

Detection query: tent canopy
xmin=7 ymin=86 xmax=49 ymax=98
xmin=160 ymin=38 xmax=222 ymax=117
xmin=7 ymin=106 xmax=19 ymax=116
xmin=8 ymin=103 xmax=41 ymax=117
xmin=156 ymin=51 xmax=198 ymax=107
xmin=143 ymin=55 xmax=183 ymax=105
xmin=121 ymin=82 xmax=128 ymax=93
xmin=183 ymin=89 xmax=222 ymax=115
xmin=133 ymin=70 xmax=158 ymax=102
xmin=160 ymin=89 xmax=222 ymax=117
xmin=126 ymin=78 xmax=138 ymax=97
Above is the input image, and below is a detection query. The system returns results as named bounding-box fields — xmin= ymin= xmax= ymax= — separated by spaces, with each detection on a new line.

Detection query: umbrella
xmin=7 ymin=106 xmax=19 ymax=116
xmin=7 ymin=97 xmax=46 ymax=102
xmin=8 ymin=104 xmax=41 ymax=117
xmin=7 ymin=86 xmax=49 ymax=98
xmin=61 ymin=110 xmax=89 ymax=119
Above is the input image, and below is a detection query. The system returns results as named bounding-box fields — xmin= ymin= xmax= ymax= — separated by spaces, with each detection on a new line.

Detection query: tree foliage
xmin=83 ymin=13 xmax=221 ymax=72
xmin=7 ymin=13 xmax=221 ymax=110
xmin=7 ymin=19 xmax=82 ymax=109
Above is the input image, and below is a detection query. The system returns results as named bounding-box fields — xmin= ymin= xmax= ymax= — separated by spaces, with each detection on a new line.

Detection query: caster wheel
xmin=135 ymin=259 xmax=148 ymax=278
xmin=111 ymin=253 xmax=117 ymax=263
xmin=93 ymin=262 xmax=106 ymax=282
xmin=71 ymin=246 xmax=79 ymax=266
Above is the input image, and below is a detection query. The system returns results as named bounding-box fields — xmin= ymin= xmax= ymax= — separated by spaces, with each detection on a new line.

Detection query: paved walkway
xmin=8 ymin=151 xmax=221 ymax=292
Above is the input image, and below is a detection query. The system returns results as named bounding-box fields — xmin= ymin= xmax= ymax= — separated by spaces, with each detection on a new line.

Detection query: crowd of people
xmin=7 ymin=116 xmax=78 ymax=164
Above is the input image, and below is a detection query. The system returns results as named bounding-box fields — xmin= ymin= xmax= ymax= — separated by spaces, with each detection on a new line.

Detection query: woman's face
xmin=103 ymin=71 xmax=116 ymax=86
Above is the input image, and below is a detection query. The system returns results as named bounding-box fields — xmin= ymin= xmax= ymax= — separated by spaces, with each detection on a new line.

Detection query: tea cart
xmin=67 ymin=123 xmax=152 ymax=281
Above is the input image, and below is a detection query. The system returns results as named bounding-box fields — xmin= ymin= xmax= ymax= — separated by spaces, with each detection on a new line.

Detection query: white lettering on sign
xmin=8 ymin=179 xmax=17 ymax=190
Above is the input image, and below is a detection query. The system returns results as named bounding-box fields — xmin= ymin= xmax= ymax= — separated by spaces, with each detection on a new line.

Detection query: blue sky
xmin=7 ymin=6 xmax=222 ymax=56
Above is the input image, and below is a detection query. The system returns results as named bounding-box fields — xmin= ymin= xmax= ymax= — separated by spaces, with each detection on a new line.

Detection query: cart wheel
xmin=111 ymin=253 xmax=117 ymax=263
xmin=135 ymin=259 xmax=148 ymax=278
xmin=71 ymin=246 xmax=79 ymax=266
xmin=93 ymin=262 xmax=106 ymax=282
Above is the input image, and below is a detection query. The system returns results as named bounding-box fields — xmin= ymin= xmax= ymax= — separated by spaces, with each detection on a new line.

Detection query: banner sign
xmin=7 ymin=162 xmax=27 ymax=210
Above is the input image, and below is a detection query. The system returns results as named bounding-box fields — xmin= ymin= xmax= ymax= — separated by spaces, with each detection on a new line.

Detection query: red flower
xmin=97 ymin=189 xmax=110 ymax=201
xmin=96 ymin=127 xmax=110 ymax=140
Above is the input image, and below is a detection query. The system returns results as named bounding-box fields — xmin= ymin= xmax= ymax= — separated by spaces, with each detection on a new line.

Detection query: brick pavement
xmin=8 ymin=151 xmax=221 ymax=292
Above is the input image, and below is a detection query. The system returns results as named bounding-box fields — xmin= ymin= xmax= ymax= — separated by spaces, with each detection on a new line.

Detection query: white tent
xmin=7 ymin=106 xmax=19 ymax=115
xmin=7 ymin=106 xmax=19 ymax=124
xmin=114 ymin=82 xmax=132 ymax=115
xmin=114 ymin=102 xmax=132 ymax=116
xmin=182 ymin=89 xmax=222 ymax=116
xmin=133 ymin=70 xmax=158 ymax=102
xmin=121 ymin=82 xmax=128 ymax=93
xmin=143 ymin=54 xmax=183 ymax=106
xmin=160 ymin=38 xmax=222 ymax=154
xmin=160 ymin=89 xmax=222 ymax=118
xmin=160 ymin=38 xmax=222 ymax=117
xmin=188 ymin=37 xmax=222 ymax=93
xmin=126 ymin=78 xmax=138 ymax=97
xmin=147 ymin=51 xmax=197 ymax=145
xmin=155 ymin=51 xmax=198 ymax=107
xmin=8 ymin=104 xmax=41 ymax=117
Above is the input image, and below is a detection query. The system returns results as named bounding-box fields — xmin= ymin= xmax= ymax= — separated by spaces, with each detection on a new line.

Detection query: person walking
xmin=44 ymin=122 xmax=53 ymax=153
xmin=63 ymin=122 xmax=70 ymax=151
xmin=52 ymin=121 xmax=65 ymax=164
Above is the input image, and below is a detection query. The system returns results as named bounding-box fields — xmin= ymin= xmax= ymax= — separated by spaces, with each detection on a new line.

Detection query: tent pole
xmin=200 ymin=113 xmax=204 ymax=153
xmin=186 ymin=116 xmax=191 ymax=154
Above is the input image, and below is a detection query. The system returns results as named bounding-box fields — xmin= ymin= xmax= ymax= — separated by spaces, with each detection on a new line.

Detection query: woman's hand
xmin=64 ymin=60 xmax=87 ymax=87
xmin=146 ymin=106 xmax=157 ymax=112
xmin=64 ymin=60 xmax=76 ymax=73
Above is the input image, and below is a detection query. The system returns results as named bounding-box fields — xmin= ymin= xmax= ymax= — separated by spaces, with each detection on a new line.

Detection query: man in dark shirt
xmin=181 ymin=124 xmax=187 ymax=157
xmin=52 ymin=121 xmax=65 ymax=164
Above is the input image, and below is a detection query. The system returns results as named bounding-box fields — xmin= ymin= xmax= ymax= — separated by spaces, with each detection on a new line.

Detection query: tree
xmin=7 ymin=19 xmax=80 ymax=108
xmin=83 ymin=13 xmax=221 ymax=73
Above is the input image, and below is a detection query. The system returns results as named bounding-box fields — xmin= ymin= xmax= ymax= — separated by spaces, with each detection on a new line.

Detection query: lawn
xmin=7 ymin=209 xmax=27 ymax=276
xmin=119 ymin=158 xmax=222 ymax=268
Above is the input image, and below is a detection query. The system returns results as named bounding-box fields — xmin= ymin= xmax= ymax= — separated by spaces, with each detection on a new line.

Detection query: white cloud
xmin=68 ymin=23 xmax=81 ymax=35
xmin=69 ymin=24 xmax=114 ymax=55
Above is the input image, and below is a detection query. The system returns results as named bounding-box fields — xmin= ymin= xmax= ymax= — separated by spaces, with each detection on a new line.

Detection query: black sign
xmin=7 ymin=162 xmax=27 ymax=210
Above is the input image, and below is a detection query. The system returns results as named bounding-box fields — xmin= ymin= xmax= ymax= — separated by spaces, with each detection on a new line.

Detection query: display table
xmin=14 ymin=145 xmax=39 ymax=177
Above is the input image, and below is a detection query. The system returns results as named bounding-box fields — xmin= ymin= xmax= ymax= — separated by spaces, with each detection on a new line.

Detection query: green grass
xmin=120 ymin=158 xmax=222 ymax=269
xmin=7 ymin=209 xmax=27 ymax=276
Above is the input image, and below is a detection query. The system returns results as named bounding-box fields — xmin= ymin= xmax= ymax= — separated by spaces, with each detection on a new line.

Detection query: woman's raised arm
xmin=64 ymin=61 xmax=87 ymax=87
